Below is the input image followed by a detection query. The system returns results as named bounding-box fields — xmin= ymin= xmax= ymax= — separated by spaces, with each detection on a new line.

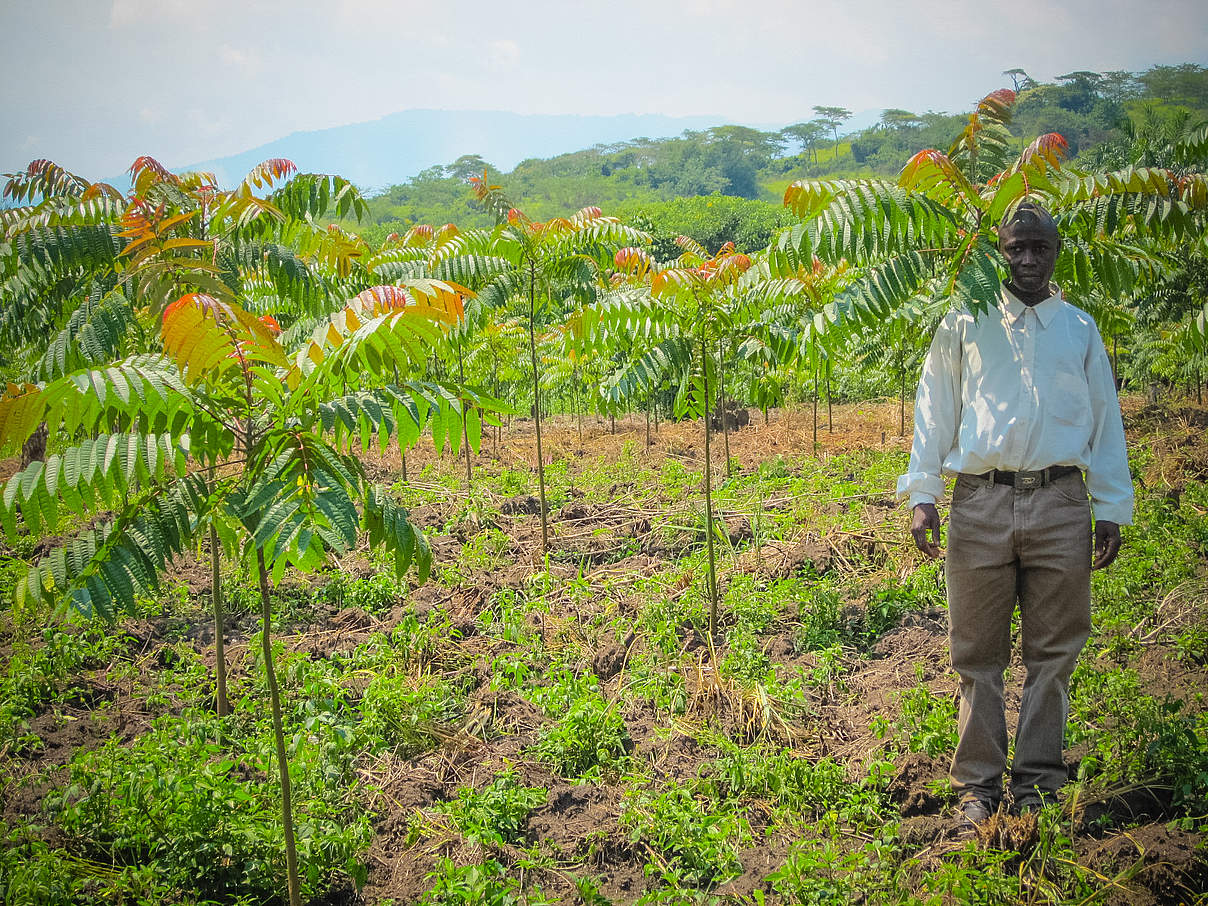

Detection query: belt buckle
xmin=1014 ymin=470 xmax=1043 ymax=489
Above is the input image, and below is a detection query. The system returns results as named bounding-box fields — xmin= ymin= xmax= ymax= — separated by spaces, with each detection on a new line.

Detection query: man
xmin=898 ymin=201 xmax=1133 ymax=826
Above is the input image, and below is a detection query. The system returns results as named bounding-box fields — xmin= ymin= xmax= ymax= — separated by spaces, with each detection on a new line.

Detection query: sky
xmin=2 ymin=0 xmax=1206 ymax=180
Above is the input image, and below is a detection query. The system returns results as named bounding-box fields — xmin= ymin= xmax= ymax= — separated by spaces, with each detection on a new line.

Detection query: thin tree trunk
xmin=812 ymin=361 xmax=819 ymax=450
xmin=392 ymin=363 xmax=408 ymax=482
xmin=826 ymin=359 xmax=833 ymax=433
xmin=719 ymin=340 xmax=732 ymax=477
xmin=899 ymin=360 xmax=906 ymax=437
xmin=20 ymin=423 xmax=47 ymax=469
xmin=492 ymin=358 xmax=501 ymax=457
xmin=646 ymin=403 xmax=651 ymax=449
xmin=527 ymin=263 xmax=549 ymax=552
xmin=457 ymin=343 xmax=471 ymax=489
xmin=256 ymin=550 xmax=301 ymax=906
xmin=210 ymin=523 xmax=228 ymax=718
xmin=574 ymin=365 xmax=583 ymax=445
xmin=701 ymin=333 xmax=719 ymax=641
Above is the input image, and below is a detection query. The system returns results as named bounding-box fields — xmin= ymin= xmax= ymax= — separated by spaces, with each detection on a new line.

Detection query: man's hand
xmin=911 ymin=503 xmax=943 ymax=558
xmin=1093 ymin=520 xmax=1121 ymax=570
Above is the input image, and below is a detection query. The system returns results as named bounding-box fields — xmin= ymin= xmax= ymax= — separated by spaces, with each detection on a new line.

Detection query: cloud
xmin=4 ymin=0 xmax=1207 ymax=179
xmin=218 ymin=43 xmax=264 ymax=75
xmin=109 ymin=0 xmax=192 ymax=27
xmin=488 ymin=38 xmax=520 ymax=69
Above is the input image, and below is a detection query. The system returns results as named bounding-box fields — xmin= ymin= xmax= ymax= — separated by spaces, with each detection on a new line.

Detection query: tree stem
xmin=210 ymin=522 xmax=228 ymax=718
xmin=719 ymin=338 xmax=732 ymax=476
xmin=701 ymin=331 xmax=719 ymax=641
xmin=812 ymin=361 xmax=819 ymax=450
xmin=826 ymin=359 xmax=833 ymax=433
xmin=528 ymin=262 xmax=549 ymax=552
xmin=457 ymin=342 xmax=472 ymax=489
xmin=256 ymin=550 xmax=301 ymax=906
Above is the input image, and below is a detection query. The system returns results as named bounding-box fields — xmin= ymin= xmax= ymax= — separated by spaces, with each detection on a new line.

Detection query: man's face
xmin=999 ymin=220 xmax=1060 ymax=297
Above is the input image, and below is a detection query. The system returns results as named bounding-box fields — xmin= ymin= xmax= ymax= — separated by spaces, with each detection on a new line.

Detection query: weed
xmin=0 ymin=626 xmax=127 ymax=753
xmin=360 ymin=674 xmax=463 ymax=757
xmin=918 ymin=846 xmax=1022 ymax=904
xmin=419 ymin=859 xmax=549 ymax=906
xmin=873 ymin=676 xmax=958 ymax=758
xmin=436 ymin=771 xmax=547 ymax=846
xmin=1069 ymin=663 xmax=1208 ymax=810
xmin=44 ymin=717 xmax=370 ymax=901
xmin=794 ymin=581 xmax=845 ymax=651
xmin=767 ymin=834 xmax=905 ymax=905
xmin=0 ymin=828 xmax=178 ymax=906
xmin=723 ymin=574 xmax=779 ymax=634
xmin=704 ymin=745 xmax=891 ymax=828
xmin=530 ymin=689 xmax=629 ymax=779
xmin=861 ymin=582 xmax=919 ymax=643
xmin=720 ymin=632 xmax=773 ymax=685
xmin=621 ymin=782 xmax=751 ymax=887
xmin=496 ymin=467 xmax=531 ymax=496
xmin=318 ymin=571 xmax=406 ymax=615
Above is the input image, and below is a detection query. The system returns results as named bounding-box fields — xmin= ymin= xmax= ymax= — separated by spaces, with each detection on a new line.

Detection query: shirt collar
xmin=1001 ymin=284 xmax=1062 ymax=328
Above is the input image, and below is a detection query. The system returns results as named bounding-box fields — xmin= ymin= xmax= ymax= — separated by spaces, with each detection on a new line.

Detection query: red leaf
xmin=614 ymin=246 xmax=651 ymax=274
xmin=129 ymin=156 xmax=175 ymax=181
xmin=242 ymin=158 xmax=297 ymax=189
xmin=404 ymin=224 xmax=435 ymax=246
xmin=1019 ymin=132 xmax=1069 ymax=167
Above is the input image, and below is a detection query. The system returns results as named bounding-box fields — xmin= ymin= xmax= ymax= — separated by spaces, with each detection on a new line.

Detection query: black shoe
xmin=957 ymin=797 xmax=995 ymax=827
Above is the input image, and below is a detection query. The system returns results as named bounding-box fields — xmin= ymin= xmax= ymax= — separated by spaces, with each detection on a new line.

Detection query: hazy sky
xmin=3 ymin=0 xmax=1206 ymax=180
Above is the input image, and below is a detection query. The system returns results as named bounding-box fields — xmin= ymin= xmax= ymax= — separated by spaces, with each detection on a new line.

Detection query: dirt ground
xmin=2 ymin=397 xmax=1207 ymax=905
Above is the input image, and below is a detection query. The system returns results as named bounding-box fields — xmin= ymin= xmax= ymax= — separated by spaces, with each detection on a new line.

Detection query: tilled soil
xmin=2 ymin=400 xmax=1207 ymax=904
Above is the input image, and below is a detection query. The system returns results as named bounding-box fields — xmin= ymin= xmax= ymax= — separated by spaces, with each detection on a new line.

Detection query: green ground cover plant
xmin=1 ymin=404 xmax=1207 ymax=904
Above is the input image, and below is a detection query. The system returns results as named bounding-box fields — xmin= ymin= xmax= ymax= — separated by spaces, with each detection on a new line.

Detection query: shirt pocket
xmin=1050 ymin=369 xmax=1091 ymax=427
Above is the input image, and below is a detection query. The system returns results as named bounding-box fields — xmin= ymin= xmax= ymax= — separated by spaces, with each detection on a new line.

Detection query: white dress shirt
xmin=897 ymin=285 xmax=1134 ymax=525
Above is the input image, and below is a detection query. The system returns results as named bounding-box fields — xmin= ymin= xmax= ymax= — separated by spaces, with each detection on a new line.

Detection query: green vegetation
xmin=0 ymin=60 xmax=1206 ymax=906
xmin=361 ymin=64 xmax=1208 ymax=239
xmin=1 ymin=414 xmax=1206 ymax=903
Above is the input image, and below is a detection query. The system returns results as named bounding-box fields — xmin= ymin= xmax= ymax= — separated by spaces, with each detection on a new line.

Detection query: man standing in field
xmin=898 ymin=201 xmax=1133 ymax=826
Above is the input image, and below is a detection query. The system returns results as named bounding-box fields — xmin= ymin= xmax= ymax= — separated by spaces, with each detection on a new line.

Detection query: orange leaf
xmin=128 ymin=156 xmax=175 ymax=181
xmin=614 ymin=246 xmax=651 ymax=275
xmin=404 ymin=224 xmax=435 ymax=246
xmin=242 ymin=158 xmax=297 ymax=188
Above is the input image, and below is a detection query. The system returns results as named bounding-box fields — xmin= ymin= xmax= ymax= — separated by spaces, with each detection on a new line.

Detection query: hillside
xmin=356 ymin=64 xmax=1208 ymax=250
xmin=182 ymin=109 xmax=750 ymax=193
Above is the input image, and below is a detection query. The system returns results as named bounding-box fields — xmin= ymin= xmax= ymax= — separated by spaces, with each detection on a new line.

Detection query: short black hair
xmin=1000 ymin=200 xmax=1059 ymax=237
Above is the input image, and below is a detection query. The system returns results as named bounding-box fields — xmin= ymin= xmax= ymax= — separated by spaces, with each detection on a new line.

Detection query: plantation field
xmin=2 ymin=399 xmax=1207 ymax=905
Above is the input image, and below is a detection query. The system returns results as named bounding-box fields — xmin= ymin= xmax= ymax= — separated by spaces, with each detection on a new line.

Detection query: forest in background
xmin=361 ymin=64 xmax=1208 ymax=255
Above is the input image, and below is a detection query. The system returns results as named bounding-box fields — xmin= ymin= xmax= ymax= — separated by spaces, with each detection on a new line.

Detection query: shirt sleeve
xmin=1083 ymin=321 xmax=1134 ymax=525
xmin=897 ymin=312 xmax=961 ymax=508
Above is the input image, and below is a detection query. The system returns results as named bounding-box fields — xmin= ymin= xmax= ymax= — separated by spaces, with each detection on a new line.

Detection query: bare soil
xmin=3 ymin=398 xmax=1207 ymax=905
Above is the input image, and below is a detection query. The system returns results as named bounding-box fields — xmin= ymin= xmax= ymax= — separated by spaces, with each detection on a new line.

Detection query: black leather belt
xmin=973 ymin=465 xmax=1081 ymax=489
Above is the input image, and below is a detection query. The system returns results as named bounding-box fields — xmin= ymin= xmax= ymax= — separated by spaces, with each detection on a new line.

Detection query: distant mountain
xmin=183 ymin=109 xmax=767 ymax=193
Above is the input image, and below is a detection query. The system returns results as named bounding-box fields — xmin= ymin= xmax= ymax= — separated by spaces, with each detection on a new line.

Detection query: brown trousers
xmin=945 ymin=470 xmax=1092 ymax=802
